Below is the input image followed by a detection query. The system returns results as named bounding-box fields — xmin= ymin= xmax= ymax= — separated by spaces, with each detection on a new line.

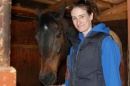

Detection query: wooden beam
xmin=100 ymin=11 xmax=127 ymax=21
xmin=100 ymin=2 xmax=127 ymax=17
xmin=11 ymin=6 xmax=37 ymax=18
xmin=33 ymin=0 xmax=56 ymax=5
xmin=96 ymin=1 xmax=111 ymax=11
xmin=11 ymin=0 xmax=78 ymax=17
xmin=11 ymin=6 xmax=36 ymax=14
xmin=46 ymin=0 xmax=78 ymax=13
xmin=102 ymin=0 xmax=125 ymax=4
xmin=12 ymin=0 xmax=127 ymax=21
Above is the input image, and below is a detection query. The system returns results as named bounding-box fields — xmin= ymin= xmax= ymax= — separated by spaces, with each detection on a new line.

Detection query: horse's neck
xmin=64 ymin=18 xmax=78 ymax=36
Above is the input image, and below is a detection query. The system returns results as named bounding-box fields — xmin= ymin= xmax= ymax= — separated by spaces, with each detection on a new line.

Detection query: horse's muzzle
xmin=39 ymin=72 xmax=56 ymax=86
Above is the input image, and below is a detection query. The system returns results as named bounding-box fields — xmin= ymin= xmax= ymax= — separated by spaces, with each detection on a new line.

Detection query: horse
xmin=35 ymin=4 xmax=124 ymax=86
xmin=35 ymin=4 xmax=78 ymax=85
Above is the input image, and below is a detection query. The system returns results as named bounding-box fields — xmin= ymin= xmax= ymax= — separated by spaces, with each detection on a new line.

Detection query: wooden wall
xmin=10 ymin=18 xmax=41 ymax=86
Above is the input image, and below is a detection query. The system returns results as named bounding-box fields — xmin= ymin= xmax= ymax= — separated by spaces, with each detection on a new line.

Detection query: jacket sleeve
xmin=101 ymin=36 xmax=122 ymax=86
xmin=64 ymin=80 xmax=69 ymax=86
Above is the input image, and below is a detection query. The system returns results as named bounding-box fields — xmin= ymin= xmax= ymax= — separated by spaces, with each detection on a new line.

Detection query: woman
xmin=63 ymin=0 xmax=122 ymax=86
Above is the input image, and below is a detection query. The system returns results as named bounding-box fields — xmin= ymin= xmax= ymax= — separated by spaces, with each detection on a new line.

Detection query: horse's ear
xmin=54 ymin=2 xmax=66 ymax=20
xmin=36 ymin=9 xmax=42 ymax=18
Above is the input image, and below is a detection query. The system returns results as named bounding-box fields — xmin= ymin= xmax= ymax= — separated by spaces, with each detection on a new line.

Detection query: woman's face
xmin=71 ymin=7 xmax=93 ymax=37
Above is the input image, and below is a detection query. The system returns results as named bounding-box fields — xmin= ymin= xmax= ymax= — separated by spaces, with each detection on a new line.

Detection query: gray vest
xmin=69 ymin=32 xmax=109 ymax=86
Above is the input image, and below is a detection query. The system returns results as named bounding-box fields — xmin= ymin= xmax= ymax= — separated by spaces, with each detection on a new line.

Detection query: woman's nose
xmin=77 ymin=19 xmax=82 ymax=25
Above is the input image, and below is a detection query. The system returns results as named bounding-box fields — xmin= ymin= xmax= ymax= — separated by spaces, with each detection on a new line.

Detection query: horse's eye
xmin=56 ymin=34 xmax=61 ymax=38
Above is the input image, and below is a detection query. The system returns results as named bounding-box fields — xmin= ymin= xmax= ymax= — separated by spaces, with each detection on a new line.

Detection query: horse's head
xmin=35 ymin=5 xmax=73 ymax=85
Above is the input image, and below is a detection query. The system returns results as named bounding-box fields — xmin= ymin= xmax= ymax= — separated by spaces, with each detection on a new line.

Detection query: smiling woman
xmin=63 ymin=0 xmax=123 ymax=86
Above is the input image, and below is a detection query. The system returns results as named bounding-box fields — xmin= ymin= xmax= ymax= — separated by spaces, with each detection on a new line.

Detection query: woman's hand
xmin=65 ymin=66 xmax=70 ymax=80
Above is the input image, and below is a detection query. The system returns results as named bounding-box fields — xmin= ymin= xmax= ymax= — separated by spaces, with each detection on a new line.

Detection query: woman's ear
xmin=90 ymin=12 xmax=93 ymax=21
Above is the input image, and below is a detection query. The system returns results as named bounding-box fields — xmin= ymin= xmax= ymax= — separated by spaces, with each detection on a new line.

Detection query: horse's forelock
xmin=38 ymin=12 xmax=59 ymax=30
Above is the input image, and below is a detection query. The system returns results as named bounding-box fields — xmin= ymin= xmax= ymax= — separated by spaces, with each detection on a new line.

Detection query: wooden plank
xmin=11 ymin=6 xmax=36 ymax=13
xmin=33 ymin=0 xmax=56 ymax=5
xmin=100 ymin=2 xmax=127 ymax=17
xmin=102 ymin=0 xmax=125 ymax=4
xmin=128 ymin=0 xmax=130 ymax=85
xmin=46 ymin=0 xmax=78 ymax=13
xmin=11 ymin=6 xmax=44 ymax=18
xmin=100 ymin=11 xmax=127 ymax=21
xmin=96 ymin=1 xmax=111 ymax=11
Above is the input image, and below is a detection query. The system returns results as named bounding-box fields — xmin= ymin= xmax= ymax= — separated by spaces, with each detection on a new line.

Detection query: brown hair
xmin=70 ymin=0 xmax=100 ymax=22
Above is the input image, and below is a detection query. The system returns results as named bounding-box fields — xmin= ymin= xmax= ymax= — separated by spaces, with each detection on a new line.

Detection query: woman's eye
xmin=81 ymin=16 xmax=84 ymax=18
xmin=72 ymin=17 xmax=76 ymax=20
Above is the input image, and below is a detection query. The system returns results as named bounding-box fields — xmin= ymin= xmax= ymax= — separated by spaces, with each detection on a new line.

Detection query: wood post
xmin=0 ymin=66 xmax=16 ymax=85
xmin=0 ymin=0 xmax=16 ymax=86
xmin=0 ymin=0 xmax=11 ymax=66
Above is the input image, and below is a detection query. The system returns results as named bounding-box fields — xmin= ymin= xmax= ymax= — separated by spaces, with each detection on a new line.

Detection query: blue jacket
xmin=64 ymin=23 xmax=122 ymax=86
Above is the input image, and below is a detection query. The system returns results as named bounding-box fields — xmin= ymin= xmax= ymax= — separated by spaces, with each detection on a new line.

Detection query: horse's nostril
xmin=39 ymin=73 xmax=56 ymax=85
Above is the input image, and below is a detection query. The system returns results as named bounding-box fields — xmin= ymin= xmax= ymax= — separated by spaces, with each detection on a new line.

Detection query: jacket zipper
xmin=72 ymin=39 xmax=84 ymax=86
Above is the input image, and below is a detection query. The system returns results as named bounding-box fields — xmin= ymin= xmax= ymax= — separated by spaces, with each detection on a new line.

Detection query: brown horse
xmin=35 ymin=5 xmax=125 ymax=86
xmin=35 ymin=5 xmax=78 ymax=86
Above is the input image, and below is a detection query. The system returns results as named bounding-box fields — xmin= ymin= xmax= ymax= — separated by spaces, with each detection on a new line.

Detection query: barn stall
xmin=10 ymin=0 xmax=128 ymax=86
